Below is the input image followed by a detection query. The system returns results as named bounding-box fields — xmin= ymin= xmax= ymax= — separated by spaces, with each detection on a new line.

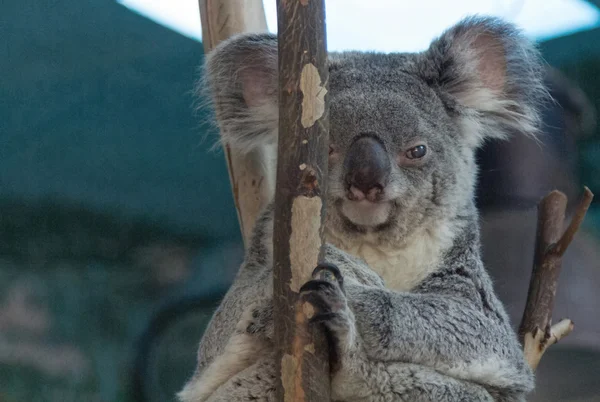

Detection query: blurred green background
xmin=1 ymin=1 xmax=599 ymax=402
xmin=1 ymin=1 xmax=243 ymax=401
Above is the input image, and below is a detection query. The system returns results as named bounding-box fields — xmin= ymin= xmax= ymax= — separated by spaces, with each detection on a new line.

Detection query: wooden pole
xmin=519 ymin=187 xmax=594 ymax=370
xmin=198 ymin=0 xmax=274 ymax=246
xmin=273 ymin=0 xmax=330 ymax=400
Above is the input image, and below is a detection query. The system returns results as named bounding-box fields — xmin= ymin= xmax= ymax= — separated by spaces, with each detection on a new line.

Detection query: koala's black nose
xmin=343 ymin=136 xmax=391 ymax=201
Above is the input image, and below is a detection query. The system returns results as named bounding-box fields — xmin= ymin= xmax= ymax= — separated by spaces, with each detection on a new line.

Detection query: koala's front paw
xmin=299 ymin=263 xmax=355 ymax=348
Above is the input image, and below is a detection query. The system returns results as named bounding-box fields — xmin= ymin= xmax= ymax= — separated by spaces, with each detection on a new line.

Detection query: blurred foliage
xmin=0 ymin=257 xmax=156 ymax=402
xmin=0 ymin=197 xmax=208 ymax=263
xmin=0 ymin=203 xmax=242 ymax=401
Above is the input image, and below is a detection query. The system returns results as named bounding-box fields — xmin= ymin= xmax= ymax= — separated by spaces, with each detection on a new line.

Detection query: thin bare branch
xmin=552 ymin=186 xmax=594 ymax=256
xmin=519 ymin=187 xmax=594 ymax=370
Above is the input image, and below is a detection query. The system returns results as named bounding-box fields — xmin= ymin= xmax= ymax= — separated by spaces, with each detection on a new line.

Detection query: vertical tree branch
xmin=273 ymin=0 xmax=330 ymax=401
xmin=519 ymin=187 xmax=593 ymax=370
xmin=199 ymin=0 xmax=274 ymax=246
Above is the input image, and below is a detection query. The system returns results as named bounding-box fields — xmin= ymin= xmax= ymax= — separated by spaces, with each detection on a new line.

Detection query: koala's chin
xmin=339 ymin=199 xmax=393 ymax=228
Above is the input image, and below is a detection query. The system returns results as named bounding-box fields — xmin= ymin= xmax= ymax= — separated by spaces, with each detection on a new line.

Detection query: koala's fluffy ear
xmin=420 ymin=16 xmax=547 ymax=146
xmin=203 ymin=33 xmax=278 ymax=151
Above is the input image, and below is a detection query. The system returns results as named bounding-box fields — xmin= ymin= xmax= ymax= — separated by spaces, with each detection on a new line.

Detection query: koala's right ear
xmin=417 ymin=17 xmax=547 ymax=147
xmin=204 ymin=33 xmax=278 ymax=152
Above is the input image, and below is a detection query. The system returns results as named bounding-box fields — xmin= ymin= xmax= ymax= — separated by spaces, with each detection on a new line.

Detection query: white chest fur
xmin=324 ymin=223 xmax=455 ymax=292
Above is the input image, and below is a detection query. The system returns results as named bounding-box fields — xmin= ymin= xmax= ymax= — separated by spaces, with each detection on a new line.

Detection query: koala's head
xmin=204 ymin=17 xmax=546 ymax=243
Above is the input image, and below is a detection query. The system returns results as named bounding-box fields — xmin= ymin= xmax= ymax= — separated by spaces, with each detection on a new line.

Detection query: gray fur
xmin=180 ymin=16 xmax=545 ymax=402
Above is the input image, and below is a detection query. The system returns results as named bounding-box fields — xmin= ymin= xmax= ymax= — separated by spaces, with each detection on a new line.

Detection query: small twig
xmin=552 ymin=187 xmax=594 ymax=256
xmin=548 ymin=318 xmax=575 ymax=345
xmin=522 ymin=318 xmax=574 ymax=371
xmin=519 ymin=187 xmax=594 ymax=370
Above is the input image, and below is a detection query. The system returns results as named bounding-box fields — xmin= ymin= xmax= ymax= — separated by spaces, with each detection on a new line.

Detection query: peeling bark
xmin=273 ymin=0 xmax=330 ymax=400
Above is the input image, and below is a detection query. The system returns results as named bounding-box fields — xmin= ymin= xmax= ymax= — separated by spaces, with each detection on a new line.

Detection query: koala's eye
xmin=329 ymin=144 xmax=336 ymax=156
xmin=398 ymin=142 xmax=429 ymax=167
xmin=406 ymin=145 xmax=427 ymax=159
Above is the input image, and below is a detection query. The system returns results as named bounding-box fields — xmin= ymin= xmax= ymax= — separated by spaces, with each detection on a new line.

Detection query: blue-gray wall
xmin=1 ymin=0 xmax=240 ymax=240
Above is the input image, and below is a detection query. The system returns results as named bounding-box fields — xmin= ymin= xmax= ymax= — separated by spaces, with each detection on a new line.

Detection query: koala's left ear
xmin=419 ymin=16 xmax=548 ymax=146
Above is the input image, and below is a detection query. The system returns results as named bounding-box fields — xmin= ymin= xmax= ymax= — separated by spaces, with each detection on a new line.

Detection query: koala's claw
xmin=300 ymin=263 xmax=348 ymax=327
xmin=311 ymin=262 xmax=343 ymax=286
xmin=240 ymin=302 xmax=273 ymax=341
xmin=299 ymin=279 xmax=336 ymax=293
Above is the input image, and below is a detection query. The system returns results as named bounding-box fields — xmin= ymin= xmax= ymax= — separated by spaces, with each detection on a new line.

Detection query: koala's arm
xmin=179 ymin=206 xmax=276 ymax=402
xmin=346 ymin=258 xmax=533 ymax=396
xmin=200 ymin=350 xmax=497 ymax=402
xmin=288 ymin=264 xmax=502 ymax=402
xmin=320 ymin=234 xmax=532 ymax=395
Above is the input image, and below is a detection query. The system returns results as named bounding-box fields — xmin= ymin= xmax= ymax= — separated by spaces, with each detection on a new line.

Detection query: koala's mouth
xmin=339 ymin=199 xmax=393 ymax=228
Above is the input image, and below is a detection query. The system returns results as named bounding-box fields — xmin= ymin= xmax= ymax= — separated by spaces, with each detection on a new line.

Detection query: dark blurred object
xmin=477 ymin=67 xmax=596 ymax=209
xmin=559 ymin=56 xmax=600 ymax=206
xmin=132 ymin=294 xmax=224 ymax=402
xmin=130 ymin=243 xmax=243 ymax=402
xmin=477 ymin=67 xmax=600 ymax=401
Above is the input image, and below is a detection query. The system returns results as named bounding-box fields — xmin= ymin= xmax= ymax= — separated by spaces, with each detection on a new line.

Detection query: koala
xmin=179 ymin=16 xmax=547 ymax=402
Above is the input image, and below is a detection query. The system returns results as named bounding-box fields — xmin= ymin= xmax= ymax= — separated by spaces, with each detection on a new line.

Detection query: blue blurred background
xmin=1 ymin=1 xmax=244 ymax=401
